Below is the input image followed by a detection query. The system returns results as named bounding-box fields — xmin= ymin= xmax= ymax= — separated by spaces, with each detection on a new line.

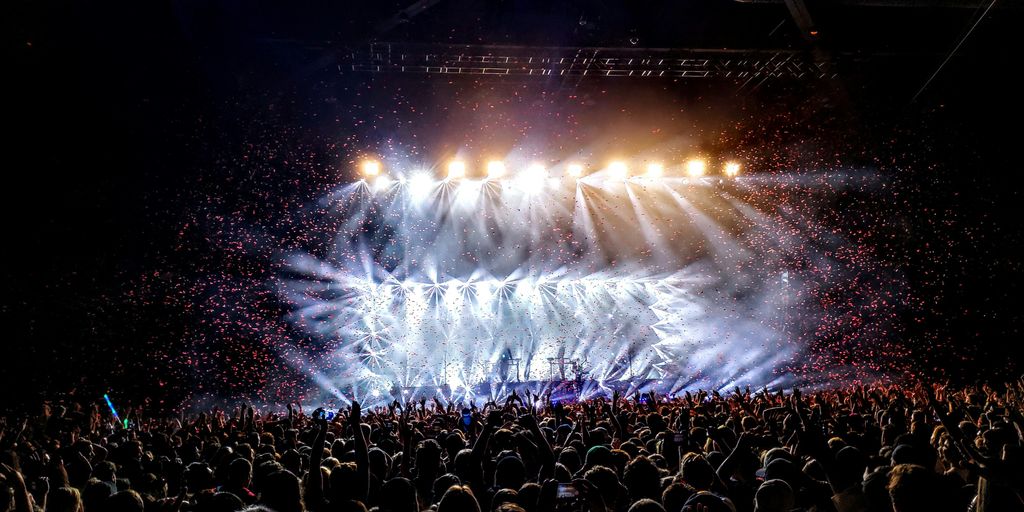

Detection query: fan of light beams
xmin=277 ymin=166 xmax=839 ymax=405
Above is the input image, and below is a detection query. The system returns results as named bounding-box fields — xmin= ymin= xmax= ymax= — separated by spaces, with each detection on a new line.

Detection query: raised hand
xmin=350 ymin=401 xmax=361 ymax=425
xmin=398 ymin=415 xmax=413 ymax=443
xmin=0 ymin=462 xmax=31 ymax=512
xmin=537 ymin=479 xmax=558 ymax=512
xmin=517 ymin=412 xmax=538 ymax=430
xmin=0 ymin=463 xmax=24 ymax=486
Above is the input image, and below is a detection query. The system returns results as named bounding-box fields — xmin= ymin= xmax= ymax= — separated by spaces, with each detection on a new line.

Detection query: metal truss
xmin=340 ymin=42 xmax=839 ymax=81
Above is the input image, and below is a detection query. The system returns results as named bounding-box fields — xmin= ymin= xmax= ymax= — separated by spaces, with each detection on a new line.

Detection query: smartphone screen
xmin=555 ymin=484 xmax=587 ymax=512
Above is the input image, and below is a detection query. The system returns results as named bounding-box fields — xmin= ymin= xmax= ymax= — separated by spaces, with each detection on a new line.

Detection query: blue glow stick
xmin=103 ymin=393 xmax=121 ymax=424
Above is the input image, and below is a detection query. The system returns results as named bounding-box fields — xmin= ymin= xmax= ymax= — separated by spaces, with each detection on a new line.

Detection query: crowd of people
xmin=1 ymin=381 xmax=1022 ymax=512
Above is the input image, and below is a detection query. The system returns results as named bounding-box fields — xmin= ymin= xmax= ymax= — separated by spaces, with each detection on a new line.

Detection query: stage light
xmin=409 ymin=172 xmax=433 ymax=191
xmin=645 ymin=163 xmax=664 ymax=178
xmin=567 ymin=163 xmax=584 ymax=178
xmin=361 ymin=160 xmax=381 ymax=177
xmin=373 ymin=175 xmax=393 ymax=191
xmin=517 ymin=164 xmax=548 ymax=194
xmin=447 ymin=160 xmax=466 ymax=179
xmin=608 ymin=161 xmax=628 ymax=179
xmin=486 ymin=160 xmax=506 ymax=179
xmin=724 ymin=162 xmax=741 ymax=177
xmin=686 ymin=159 xmax=706 ymax=177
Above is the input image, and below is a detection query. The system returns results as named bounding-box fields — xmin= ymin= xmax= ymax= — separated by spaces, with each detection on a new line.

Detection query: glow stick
xmin=103 ymin=393 xmax=121 ymax=424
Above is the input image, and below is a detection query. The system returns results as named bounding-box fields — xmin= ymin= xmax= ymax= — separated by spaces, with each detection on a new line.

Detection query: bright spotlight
xmin=645 ymin=163 xmax=664 ymax=178
xmin=486 ymin=161 xmax=506 ymax=179
xmin=516 ymin=164 xmax=548 ymax=194
xmin=361 ymin=160 xmax=381 ymax=177
xmin=409 ymin=172 xmax=434 ymax=191
xmin=608 ymin=161 xmax=628 ymax=179
xmin=566 ymin=163 xmax=584 ymax=178
xmin=724 ymin=162 xmax=741 ymax=177
xmin=686 ymin=159 xmax=706 ymax=178
xmin=447 ymin=160 xmax=466 ymax=179
xmin=373 ymin=175 xmax=393 ymax=191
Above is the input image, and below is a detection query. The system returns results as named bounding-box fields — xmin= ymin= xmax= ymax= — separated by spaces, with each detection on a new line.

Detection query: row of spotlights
xmin=360 ymin=159 xmax=742 ymax=179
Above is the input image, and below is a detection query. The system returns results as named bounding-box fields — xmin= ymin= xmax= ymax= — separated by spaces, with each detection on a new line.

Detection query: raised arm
xmin=716 ymin=432 xmax=752 ymax=482
xmin=350 ymin=402 xmax=370 ymax=503
xmin=608 ymin=391 xmax=626 ymax=445
xmin=304 ymin=408 xmax=328 ymax=511
xmin=520 ymin=412 xmax=555 ymax=480
xmin=0 ymin=463 xmax=34 ymax=512
xmin=398 ymin=411 xmax=414 ymax=479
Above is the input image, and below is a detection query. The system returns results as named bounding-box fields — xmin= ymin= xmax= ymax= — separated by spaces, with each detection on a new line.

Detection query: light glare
xmin=486 ymin=160 xmax=506 ymax=178
xmin=447 ymin=160 xmax=466 ymax=179
xmin=361 ymin=160 xmax=381 ymax=177
xmin=567 ymin=163 xmax=584 ymax=178
xmin=646 ymin=163 xmax=664 ymax=178
xmin=516 ymin=164 xmax=548 ymax=194
xmin=373 ymin=175 xmax=393 ymax=191
xmin=409 ymin=172 xmax=434 ymax=191
xmin=724 ymin=162 xmax=741 ymax=177
xmin=686 ymin=159 xmax=706 ymax=177
xmin=608 ymin=161 xmax=628 ymax=179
